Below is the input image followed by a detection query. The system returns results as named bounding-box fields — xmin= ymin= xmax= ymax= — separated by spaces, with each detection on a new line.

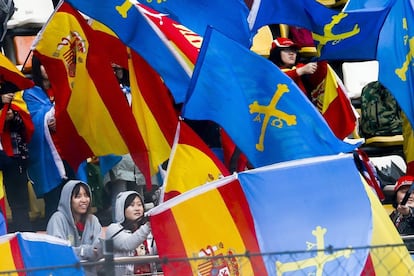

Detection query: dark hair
xmin=71 ymin=182 xmax=92 ymax=221
xmin=122 ymin=193 xmax=144 ymax=230
xmin=31 ymin=55 xmax=44 ymax=88
xmin=268 ymin=47 xmax=298 ymax=68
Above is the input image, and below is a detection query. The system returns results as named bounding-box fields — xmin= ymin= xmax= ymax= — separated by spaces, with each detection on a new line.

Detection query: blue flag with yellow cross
xmin=182 ymin=27 xmax=359 ymax=168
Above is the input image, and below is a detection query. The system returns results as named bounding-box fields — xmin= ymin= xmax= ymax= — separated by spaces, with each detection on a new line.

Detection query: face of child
xmin=125 ymin=196 xmax=144 ymax=221
xmin=71 ymin=186 xmax=91 ymax=216
xmin=396 ymin=185 xmax=414 ymax=207
xmin=280 ymin=48 xmax=298 ymax=67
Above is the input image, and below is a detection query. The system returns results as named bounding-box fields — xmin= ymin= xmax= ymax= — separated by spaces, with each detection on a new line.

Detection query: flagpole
xmin=31 ymin=0 xmax=63 ymax=51
xmin=131 ymin=0 xmax=193 ymax=78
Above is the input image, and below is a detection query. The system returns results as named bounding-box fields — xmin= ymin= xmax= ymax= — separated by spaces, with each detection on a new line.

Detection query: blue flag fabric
xmin=65 ymin=0 xmax=190 ymax=103
xmin=238 ymin=154 xmax=372 ymax=275
xmin=182 ymin=27 xmax=359 ymax=168
xmin=343 ymin=0 xmax=395 ymax=11
xmin=15 ymin=232 xmax=83 ymax=275
xmin=24 ymin=86 xmax=66 ymax=197
xmin=249 ymin=0 xmax=391 ymax=60
xmin=377 ymin=0 xmax=414 ymax=128
xmin=143 ymin=0 xmax=251 ymax=47
xmin=248 ymin=0 xmax=319 ymax=32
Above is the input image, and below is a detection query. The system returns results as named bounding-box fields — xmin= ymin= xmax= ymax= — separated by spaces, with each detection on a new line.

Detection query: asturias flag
xmin=377 ymin=0 xmax=414 ymax=129
xmin=183 ymin=27 xmax=358 ymax=168
xmin=249 ymin=0 xmax=392 ymax=60
xmin=148 ymin=154 xmax=414 ymax=275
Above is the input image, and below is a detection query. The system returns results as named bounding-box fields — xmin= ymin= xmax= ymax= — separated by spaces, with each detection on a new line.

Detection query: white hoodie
xmin=105 ymin=191 xmax=151 ymax=275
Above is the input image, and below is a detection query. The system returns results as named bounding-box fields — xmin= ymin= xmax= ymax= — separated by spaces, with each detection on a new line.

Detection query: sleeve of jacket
xmin=74 ymin=215 xmax=103 ymax=261
xmin=106 ymin=222 xmax=151 ymax=251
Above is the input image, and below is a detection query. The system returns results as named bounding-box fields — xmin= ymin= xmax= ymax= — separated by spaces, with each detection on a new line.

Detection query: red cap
xmin=394 ymin=175 xmax=414 ymax=192
xmin=271 ymin=37 xmax=299 ymax=49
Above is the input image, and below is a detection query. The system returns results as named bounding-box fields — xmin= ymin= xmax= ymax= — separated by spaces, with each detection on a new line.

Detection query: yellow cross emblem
xmin=116 ymin=0 xmax=166 ymax=18
xmin=276 ymin=226 xmax=354 ymax=276
xmin=312 ymin=13 xmax=360 ymax=57
xmin=249 ymin=84 xmax=296 ymax=152
xmin=395 ymin=18 xmax=413 ymax=81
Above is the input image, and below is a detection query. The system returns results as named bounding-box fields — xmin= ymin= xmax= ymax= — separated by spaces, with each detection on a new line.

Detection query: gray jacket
xmin=46 ymin=180 xmax=102 ymax=263
xmin=105 ymin=191 xmax=151 ymax=275
xmin=103 ymin=154 xmax=146 ymax=186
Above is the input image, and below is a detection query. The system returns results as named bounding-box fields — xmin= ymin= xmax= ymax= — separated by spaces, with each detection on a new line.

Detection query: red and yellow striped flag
xmin=162 ymin=121 xmax=230 ymax=201
xmin=33 ymin=2 xmax=150 ymax=183
xmin=0 ymin=52 xmax=34 ymax=93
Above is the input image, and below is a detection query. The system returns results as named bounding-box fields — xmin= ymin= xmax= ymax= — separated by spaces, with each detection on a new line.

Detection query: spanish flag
xmin=308 ymin=61 xmax=357 ymax=140
xmin=161 ymin=120 xmax=230 ymax=202
xmin=90 ymin=21 xmax=179 ymax=183
xmin=33 ymin=2 xmax=150 ymax=183
xmin=0 ymin=53 xmax=34 ymax=93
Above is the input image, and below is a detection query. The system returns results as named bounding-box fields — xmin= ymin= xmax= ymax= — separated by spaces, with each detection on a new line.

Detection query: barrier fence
xmin=1 ymin=241 xmax=414 ymax=275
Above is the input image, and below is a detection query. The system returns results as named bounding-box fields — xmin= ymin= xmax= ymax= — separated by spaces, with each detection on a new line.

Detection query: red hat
xmin=394 ymin=175 xmax=414 ymax=192
xmin=271 ymin=37 xmax=299 ymax=50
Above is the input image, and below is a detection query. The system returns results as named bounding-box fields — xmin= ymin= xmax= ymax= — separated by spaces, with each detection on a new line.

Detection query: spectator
xmin=104 ymin=154 xmax=146 ymax=221
xmin=105 ymin=191 xmax=154 ymax=275
xmin=1 ymin=91 xmax=33 ymax=232
xmin=389 ymin=175 xmax=414 ymax=250
xmin=47 ymin=180 xmax=103 ymax=275
xmin=268 ymin=37 xmax=317 ymax=94
xmin=25 ymin=55 xmax=76 ymax=222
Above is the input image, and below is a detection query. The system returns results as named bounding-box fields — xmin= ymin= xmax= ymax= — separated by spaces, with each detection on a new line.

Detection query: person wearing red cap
xmin=389 ymin=175 xmax=414 ymax=244
xmin=268 ymin=37 xmax=318 ymax=94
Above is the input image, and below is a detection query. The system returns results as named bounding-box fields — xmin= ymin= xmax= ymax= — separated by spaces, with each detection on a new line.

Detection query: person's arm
xmin=295 ymin=62 xmax=318 ymax=76
xmin=106 ymin=222 xmax=151 ymax=251
xmin=75 ymin=215 xmax=103 ymax=261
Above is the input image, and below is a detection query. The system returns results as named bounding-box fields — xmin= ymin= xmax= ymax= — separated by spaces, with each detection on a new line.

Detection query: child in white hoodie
xmin=105 ymin=191 xmax=152 ymax=275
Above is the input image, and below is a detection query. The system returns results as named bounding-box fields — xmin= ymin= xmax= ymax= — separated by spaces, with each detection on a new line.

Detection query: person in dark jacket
xmin=389 ymin=175 xmax=414 ymax=251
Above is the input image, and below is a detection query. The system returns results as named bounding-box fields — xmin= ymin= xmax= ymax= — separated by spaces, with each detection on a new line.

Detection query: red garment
xmin=281 ymin=64 xmax=308 ymax=94
xmin=133 ymin=240 xmax=152 ymax=275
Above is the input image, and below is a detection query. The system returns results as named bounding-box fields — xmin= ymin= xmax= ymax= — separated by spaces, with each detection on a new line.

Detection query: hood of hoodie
xmin=114 ymin=191 xmax=145 ymax=224
xmin=58 ymin=180 xmax=92 ymax=226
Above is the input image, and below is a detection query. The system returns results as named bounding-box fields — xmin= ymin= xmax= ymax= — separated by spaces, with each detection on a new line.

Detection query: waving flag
xmin=0 ymin=91 xmax=35 ymax=158
xmin=343 ymin=0 xmax=395 ymax=10
xmin=65 ymin=0 xmax=194 ymax=103
xmin=183 ymin=28 xmax=358 ymax=168
xmin=307 ymin=61 xmax=357 ymax=139
xmin=0 ymin=53 xmax=34 ymax=94
xmin=377 ymin=0 xmax=414 ymax=129
xmin=161 ymin=121 xmax=230 ymax=202
xmin=149 ymin=174 xmax=266 ymax=275
xmin=142 ymin=0 xmax=251 ymax=47
xmin=89 ymin=21 xmax=178 ymax=181
xmin=0 ymin=232 xmax=83 ymax=275
xmin=149 ymin=154 xmax=413 ymax=275
xmin=32 ymin=2 xmax=151 ymax=185
xmin=128 ymin=50 xmax=178 ymax=176
xmin=137 ymin=2 xmax=201 ymax=67
xmin=24 ymin=86 xmax=66 ymax=197
xmin=249 ymin=0 xmax=392 ymax=60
